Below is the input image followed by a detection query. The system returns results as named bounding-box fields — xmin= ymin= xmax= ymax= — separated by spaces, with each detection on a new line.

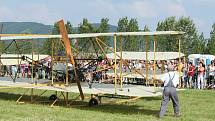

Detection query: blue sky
xmin=0 ymin=0 xmax=214 ymax=38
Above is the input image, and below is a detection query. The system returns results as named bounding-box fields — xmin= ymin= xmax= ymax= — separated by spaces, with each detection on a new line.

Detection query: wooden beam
xmin=57 ymin=19 xmax=84 ymax=100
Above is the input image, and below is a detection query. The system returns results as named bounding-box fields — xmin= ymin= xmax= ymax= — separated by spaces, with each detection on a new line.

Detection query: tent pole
xmin=145 ymin=36 xmax=149 ymax=86
xmin=66 ymin=54 xmax=69 ymax=86
xmin=153 ymin=35 xmax=156 ymax=91
xmin=114 ymin=34 xmax=117 ymax=94
xmin=178 ymin=36 xmax=181 ymax=87
xmin=120 ymin=35 xmax=123 ymax=91
xmin=31 ymin=40 xmax=34 ymax=84
xmin=51 ymin=39 xmax=54 ymax=85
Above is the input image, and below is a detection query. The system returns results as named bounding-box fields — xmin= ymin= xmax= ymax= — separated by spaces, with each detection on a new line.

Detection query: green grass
xmin=0 ymin=88 xmax=214 ymax=121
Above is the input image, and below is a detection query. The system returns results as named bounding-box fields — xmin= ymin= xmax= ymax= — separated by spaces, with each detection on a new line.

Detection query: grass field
xmin=0 ymin=88 xmax=214 ymax=121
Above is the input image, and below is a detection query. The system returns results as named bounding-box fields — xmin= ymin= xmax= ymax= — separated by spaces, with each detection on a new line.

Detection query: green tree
xmin=97 ymin=18 xmax=110 ymax=45
xmin=42 ymin=39 xmax=52 ymax=55
xmin=52 ymin=23 xmax=60 ymax=34
xmin=176 ymin=17 xmax=200 ymax=54
xmin=141 ymin=25 xmax=151 ymax=51
xmin=117 ymin=17 xmax=139 ymax=51
xmin=156 ymin=16 xmax=202 ymax=55
xmin=42 ymin=21 xmax=75 ymax=55
xmin=42 ymin=23 xmax=59 ymax=55
xmin=0 ymin=24 xmax=4 ymax=54
xmin=78 ymin=18 xmax=96 ymax=53
xmin=156 ymin=17 xmax=177 ymax=52
xmin=78 ymin=18 xmax=94 ymax=33
xmin=143 ymin=25 xmax=150 ymax=32
xmin=127 ymin=18 xmax=139 ymax=51
xmin=6 ymin=28 xmax=33 ymax=54
xmin=98 ymin=18 xmax=109 ymax=33
xmin=65 ymin=21 xmax=75 ymax=34
xmin=0 ymin=41 xmax=5 ymax=54
xmin=194 ymin=33 xmax=206 ymax=54
xmin=117 ymin=17 xmax=129 ymax=51
xmin=207 ymin=23 xmax=215 ymax=54
xmin=117 ymin=17 xmax=129 ymax=32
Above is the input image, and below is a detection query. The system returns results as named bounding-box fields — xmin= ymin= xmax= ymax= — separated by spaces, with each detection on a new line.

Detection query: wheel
xmin=89 ymin=98 xmax=98 ymax=106
xmin=49 ymin=94 xmax=57 ymax=101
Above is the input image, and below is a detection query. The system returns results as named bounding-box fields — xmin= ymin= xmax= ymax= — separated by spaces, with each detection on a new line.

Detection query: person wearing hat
xmin=154 ymin=65 xmax=180 ymax=118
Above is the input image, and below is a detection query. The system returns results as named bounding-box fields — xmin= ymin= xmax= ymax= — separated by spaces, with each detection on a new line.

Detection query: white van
xmin=188 ymin=54 xmax=215 ymax=67
xmin=199 ymin=55 xmax=215 ymax=66
xmin=188 ymin=54 xmax=201 ymax=67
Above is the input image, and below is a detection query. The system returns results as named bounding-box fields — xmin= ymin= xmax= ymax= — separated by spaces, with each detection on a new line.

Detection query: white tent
xmin=106 ymin=51 xmax=184 ymax=60
xmin=0 ymin=54 xmax=49 ymax=65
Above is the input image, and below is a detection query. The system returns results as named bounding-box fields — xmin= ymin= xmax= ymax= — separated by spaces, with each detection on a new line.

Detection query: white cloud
xmin=191 ymin=0 xmax=215 ymax=4
xmin=114 ymin=0 xmax=158 ymax=18
xmin=0 ymin=0 xmax=212 ymax=37
xmin=86 ymin=0 xmax=187 ymax=21
xmin=0 ymin=3 xmax=59 ymax=24
xmin=165 ymin=0 xmax=187 ymax=16
xmin=0 ymin=0 xmax=187 ymax=24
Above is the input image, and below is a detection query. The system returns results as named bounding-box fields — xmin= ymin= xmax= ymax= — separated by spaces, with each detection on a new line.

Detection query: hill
xmin=0 ymin=22 xmax=117 ymax=34
xmin=91 ymin=23 xmax=117 ymax=32
xmin=0 ymin=22 xmax=53 ymax=34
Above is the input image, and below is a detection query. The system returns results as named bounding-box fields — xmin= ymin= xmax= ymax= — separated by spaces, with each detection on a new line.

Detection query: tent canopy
xmin=106 ymin=51 xmax=184 ymax=61
xmin=0 ymin=54 xmax=49 ymax=65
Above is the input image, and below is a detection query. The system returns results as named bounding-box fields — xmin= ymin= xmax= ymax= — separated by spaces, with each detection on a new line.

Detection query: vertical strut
xmin=57 ymin=19 xmax=84 ymax=100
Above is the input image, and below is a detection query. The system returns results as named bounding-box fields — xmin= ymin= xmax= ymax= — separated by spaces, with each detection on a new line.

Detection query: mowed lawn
xmin=0 ymin=88 xmax=214 ymax=121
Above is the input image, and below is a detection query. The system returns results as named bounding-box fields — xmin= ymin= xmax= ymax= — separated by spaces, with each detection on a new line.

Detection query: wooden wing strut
xmin=57 ymin=19 xmax=84 ymax=100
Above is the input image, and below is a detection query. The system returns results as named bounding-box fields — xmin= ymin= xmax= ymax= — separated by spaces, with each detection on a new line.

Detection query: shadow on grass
xmin=0 ymin=92 xmax=50 ymax=103
xmin=77 ymin=104 xmax=159 ymax=116
xmin=141 ymin=96 xmax=162 ymax=101
xmin=0 ymin=92 xmax=160 ymax=116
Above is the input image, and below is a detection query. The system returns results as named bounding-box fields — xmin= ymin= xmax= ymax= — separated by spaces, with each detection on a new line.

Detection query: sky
xmin=0 ymin=0 xmax=214 ymax=38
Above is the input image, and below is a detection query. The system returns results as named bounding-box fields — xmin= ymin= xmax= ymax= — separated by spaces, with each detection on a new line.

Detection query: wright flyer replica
xmin=0 ymin=19 xmax=185 ymax=106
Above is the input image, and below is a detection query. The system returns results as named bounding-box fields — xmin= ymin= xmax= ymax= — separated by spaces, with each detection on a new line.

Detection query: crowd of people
xmin=1 ymin=57 xmax=215 ymax=89
xmin=1 ymin=61 xmax=52 ymax=80
xmin=181 ymin=60 xmax=215 ymax=89
xmin=83 ymin=58 xmax=215 ymax=89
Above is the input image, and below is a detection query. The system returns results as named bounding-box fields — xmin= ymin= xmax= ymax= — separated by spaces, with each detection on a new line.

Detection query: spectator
xmin=193 ymin=66 xmax=199 ymax=89
xmin=197 ymin=62 xmax=205 ymax=89
xmin=182 ymin=63 xmax=188 ymax=88
xmin=187 ymin=62 xmax=195 ymax=88
xmin=208 ymin=62 xmax=215 ymax=86
xmin=21 ymin=64 xmax=25 ymax=77
xmin=11 ymin=65 xmax=17 ymax=78
xmin=85 ymin=72 xmax=93 ymax=88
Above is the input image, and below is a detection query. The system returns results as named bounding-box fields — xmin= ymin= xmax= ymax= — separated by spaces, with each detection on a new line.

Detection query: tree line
xmin=1 ymin=16 xmax=215 ymax=56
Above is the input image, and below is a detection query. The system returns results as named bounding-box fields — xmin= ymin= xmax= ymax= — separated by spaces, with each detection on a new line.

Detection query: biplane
xmin=0 ymin=19 xmax=185 ymax=106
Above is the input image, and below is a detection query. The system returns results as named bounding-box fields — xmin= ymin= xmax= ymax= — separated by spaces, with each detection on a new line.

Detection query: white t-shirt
xmin=209 ymin=66 xmax=215 ymax=76
xmin=161 ymin=71 xmax=179 ymax=88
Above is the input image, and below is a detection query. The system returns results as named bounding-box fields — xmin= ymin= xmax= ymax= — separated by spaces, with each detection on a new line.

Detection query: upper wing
xmin=0 ymin=31 xmax=184 ymax=40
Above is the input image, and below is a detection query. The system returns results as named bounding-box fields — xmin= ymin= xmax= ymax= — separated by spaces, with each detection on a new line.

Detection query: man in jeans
xmin=155 ymin=66 xmax=180 ymax=118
